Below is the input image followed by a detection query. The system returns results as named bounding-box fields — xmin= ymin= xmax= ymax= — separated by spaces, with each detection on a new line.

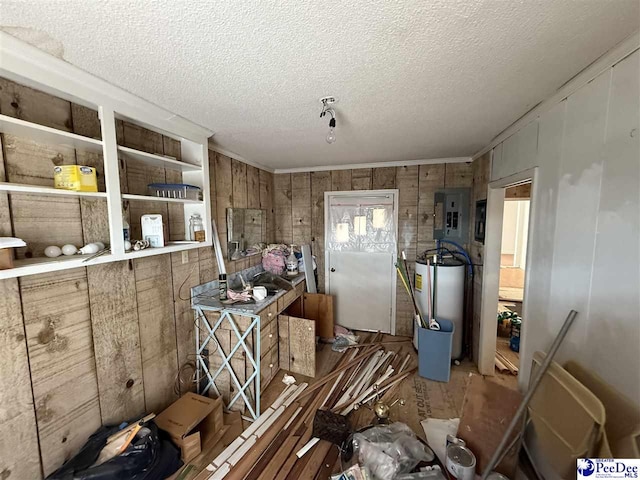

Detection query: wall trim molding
xmin=273 ymin=156 xmax=471 ymax=174
xmin=472 ymin=30 xmax=640 ymax=161
xmin=207 ymin=143 xmax=275 ymax=173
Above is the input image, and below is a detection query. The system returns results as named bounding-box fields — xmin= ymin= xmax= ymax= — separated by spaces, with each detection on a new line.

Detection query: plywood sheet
xmin=351 ymin=168 xmax=372 ymax=190
xmin=310 ymin=171 xmax=331 ymax=293
xmin=4 ymin=135 xmax=84 ymax=258
xmin=285 ymin=315 xmax=315 ymax=377
xmin=291 ymin=172 xmax=311 ymax=245
xmin=246 ymin=165 xmax=261 ymax=209
xmin=164 ymin=136 xmax=186 ymax=241
xmin=0 ymin=131 xmax=41 ymax=478
xmin=231 ymin=159 xmax=248 ymax=208
xmin=278 ymin=315 xmax=290 ymax=371
xmin=331 ymin=169 xmax=351 ymax=191
xmin=134 ymin=255 xmax=178 ymax=414
xmin=87 ymin=261 xmax=145 ymax=424
xmin=0 ymin=279 xmax=42 ymax=480
xmin=444 ymin=162 xmax=473 ymax=188
xmin=259 ymin=169 xmax=275 ymax=243
xmin=20 ymin=268 xmax=101 ymax=475
xmin=0 ymin=77 xmax=73 ymax=131
xmin=274 ymin=173 xmax=292 ymax=243
xmin=302 ymin=293 xmax=334 ymax=339
xmin=215 ymin=154 xmax=233 ymax=258
xmin=417 ymin=164 xmax=445 ymax=254
xmin=372 ymin=166 xmax=396 ymax=189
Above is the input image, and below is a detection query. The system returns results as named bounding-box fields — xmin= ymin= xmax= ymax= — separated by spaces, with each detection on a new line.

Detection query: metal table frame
xmin=194 ymin=305 xmax=261 ymax=420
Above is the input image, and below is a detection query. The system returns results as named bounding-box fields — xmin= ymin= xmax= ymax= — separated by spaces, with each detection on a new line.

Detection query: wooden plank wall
xmin=470 ymin=152 xmax=490 ymax=363
xmin=273 ymin=163 xmax=473 ymax=336
xmin=0 ymin=78 xmax=275 ymax=478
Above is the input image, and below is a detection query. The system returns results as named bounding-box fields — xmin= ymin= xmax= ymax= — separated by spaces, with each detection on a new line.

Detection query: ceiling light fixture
xmin=320 ymin=97 xmax=337 ymax=144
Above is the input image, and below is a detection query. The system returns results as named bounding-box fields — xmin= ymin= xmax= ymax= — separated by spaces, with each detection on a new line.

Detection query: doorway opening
xmin=324 ymin=190 xmax=399 ymax=334
xmin=478 ymin=168 xmax=536 ymax=389
xmin=496 ymin=183 xmax=531 ymax=375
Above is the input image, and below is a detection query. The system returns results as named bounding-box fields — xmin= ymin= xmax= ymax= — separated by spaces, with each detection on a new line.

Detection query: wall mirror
xmin=226 ymin=208 xmax=267 ymax=260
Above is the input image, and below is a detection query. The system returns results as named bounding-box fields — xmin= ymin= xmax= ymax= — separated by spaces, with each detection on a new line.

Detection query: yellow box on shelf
xmin=53 ymin=165 xmax=98 ymax=192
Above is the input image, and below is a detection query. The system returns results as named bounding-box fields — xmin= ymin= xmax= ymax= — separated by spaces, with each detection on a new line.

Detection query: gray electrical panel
xmin=433 ymin=188 xmax=470 ymax=243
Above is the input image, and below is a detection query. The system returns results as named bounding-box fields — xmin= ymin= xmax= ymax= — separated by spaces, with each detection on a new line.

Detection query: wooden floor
xmin=178 ymin=335 xmax=518 ymax=479
xmin=497 ymin=336 xmax=520 ymax=370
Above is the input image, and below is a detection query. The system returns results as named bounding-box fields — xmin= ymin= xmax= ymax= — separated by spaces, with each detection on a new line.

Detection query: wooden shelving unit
xmin=0 ymin=52 xmax=213 ymax=279
xmin=117 ymin=145 xmax=202 ymax=171
xmin=122 ymin=193 xmax=203 ymax=204
xmin=0 ymin=182 xmax=108 ymax=198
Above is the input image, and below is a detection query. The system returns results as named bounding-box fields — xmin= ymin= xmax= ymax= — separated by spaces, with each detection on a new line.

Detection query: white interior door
xmin=325 ymin=190 xmax=398 ymax=333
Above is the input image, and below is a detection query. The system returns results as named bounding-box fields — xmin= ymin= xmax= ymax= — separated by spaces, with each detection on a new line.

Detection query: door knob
xmin=330 ymin=267 xmax=336 ymax=272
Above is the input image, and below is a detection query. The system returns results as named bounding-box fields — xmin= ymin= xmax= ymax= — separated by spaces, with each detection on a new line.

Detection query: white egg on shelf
xmin=79 ymin=243 xmax=100 ymax=255
xmin=44 ymin=246 xmax=62 ymax=258
xmin=61 ymin=244 xmax=78 ymax=256
xmin=124 ymin=240 xmax=132 ymax=251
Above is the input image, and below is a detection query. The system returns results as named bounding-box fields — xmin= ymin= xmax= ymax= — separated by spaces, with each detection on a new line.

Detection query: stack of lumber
xmin=194 ymin=333 xmax=415 ymax=480
xmin=495 ymin=351 xmax=519 ymax=375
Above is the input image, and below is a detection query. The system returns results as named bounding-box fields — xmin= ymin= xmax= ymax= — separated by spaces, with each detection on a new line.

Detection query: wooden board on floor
xmin=87 ymin=261 xmax=146 ymax=424
xmin=134 ymin=255 xmax=179 ymax=413
xmin=20 ymin=268 xmax=102 ymax=476
xmin=457 ymin=374 xmax=523 ymax=476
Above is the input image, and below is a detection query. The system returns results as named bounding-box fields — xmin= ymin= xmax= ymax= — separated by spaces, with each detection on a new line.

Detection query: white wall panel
xmin=586 ymin=51 xmax=640 ymax=401
xmin=491 ymin=50 xmax=640 ymax=401
xmin=547 ymin=70 xmax=610 ymax=363
xmin=493 ymin=120 xmax=539 ymax=181
xmin=519 ymin=101 xmax=566 ymax=382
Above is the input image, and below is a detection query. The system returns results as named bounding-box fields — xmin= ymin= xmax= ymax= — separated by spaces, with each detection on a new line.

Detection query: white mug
xmin=252 ymin=286 xmax=267 ymax=301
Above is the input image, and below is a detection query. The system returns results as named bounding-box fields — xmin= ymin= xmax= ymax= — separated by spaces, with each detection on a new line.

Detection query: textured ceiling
xmin=1 ymin=1 xmax=638 ymax=169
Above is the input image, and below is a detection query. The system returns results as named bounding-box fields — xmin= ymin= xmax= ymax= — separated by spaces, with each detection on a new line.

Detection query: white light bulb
xmin=326 ymin=127 xmax=336 ymax=144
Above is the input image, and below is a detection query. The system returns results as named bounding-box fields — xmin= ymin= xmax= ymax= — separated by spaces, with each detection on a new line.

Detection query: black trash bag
xmin=46 ymin=421 xmax=182 ymax=480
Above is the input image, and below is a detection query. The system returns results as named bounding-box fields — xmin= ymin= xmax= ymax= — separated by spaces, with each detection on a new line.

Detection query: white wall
xmin=490 ymin=50 xmax=640 ymax=402
xmin=501 ymin=202 xmax=519 ymax=255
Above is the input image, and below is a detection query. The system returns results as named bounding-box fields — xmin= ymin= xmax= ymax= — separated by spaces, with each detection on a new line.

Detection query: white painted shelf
xmin=123 ymin=241 xmax=209 ymax=259
xmin=0 ymin=114 xmax=103 ymax=152
xmin=122 ymin=193 xmax=203 ymax=204
xmin=118 ymin=145 xmax=202 ymax=172
xmin=0 ymin=182 xmax=107 ymax=198
xmin=0 ymin=242 xmax=211 ymax=280
xmin=0 ymin=253 xmax=115 ymax=280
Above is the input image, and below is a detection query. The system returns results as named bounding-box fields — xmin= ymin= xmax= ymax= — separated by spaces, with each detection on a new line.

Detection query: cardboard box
xmin=53 ymin=165 xmax=98 ymax=192
xmin=155 ymin=392 xmax=223 ymax=462
xmin=0 ymin=248 xmax=14 ymax=270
